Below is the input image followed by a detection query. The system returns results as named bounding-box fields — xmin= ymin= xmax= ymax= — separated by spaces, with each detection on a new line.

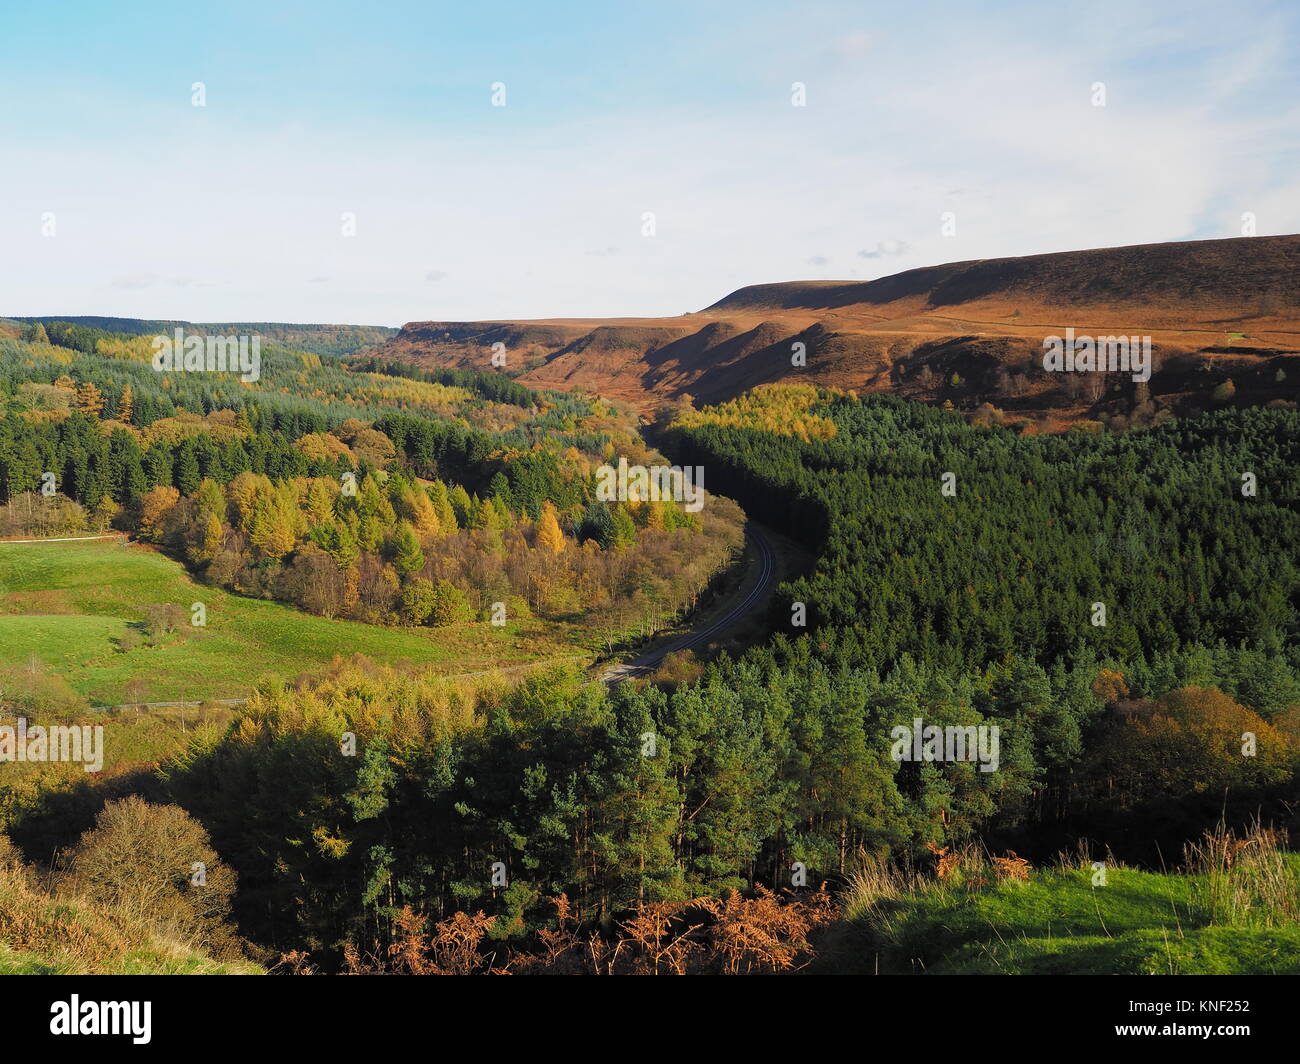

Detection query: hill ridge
xmin=376 ymin=235 xmax=1300 ymax=425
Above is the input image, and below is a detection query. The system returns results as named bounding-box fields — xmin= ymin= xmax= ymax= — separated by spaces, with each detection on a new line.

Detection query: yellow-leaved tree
xmin=536 ymin=501 xmax=565 ymax=554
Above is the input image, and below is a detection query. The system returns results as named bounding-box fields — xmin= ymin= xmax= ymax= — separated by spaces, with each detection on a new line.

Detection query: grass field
xmin=0 ymin=539 xmax=587 ymax=705
xmin=820 ymin=845 xmax=1300 ymax=975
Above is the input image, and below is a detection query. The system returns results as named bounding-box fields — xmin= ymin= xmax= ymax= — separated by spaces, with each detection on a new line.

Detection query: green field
xmin=0 ymin=539 xmax=585 ymax=705
xmin=823 ymin=858 xmax=1300 ymax=975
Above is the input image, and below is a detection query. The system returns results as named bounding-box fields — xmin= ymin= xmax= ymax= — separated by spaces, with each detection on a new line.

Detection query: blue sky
xmin=2 ymin=0 xmax=1297 ymax=325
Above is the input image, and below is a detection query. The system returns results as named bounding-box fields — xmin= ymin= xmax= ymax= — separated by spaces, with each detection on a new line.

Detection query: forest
xmin=662 ymin=384 xmax=1300 ymax=671
xmin=0 ymin=328 xmax=741 ymax=645
xmin=1 ymin=333 xmax=1298 ymax=974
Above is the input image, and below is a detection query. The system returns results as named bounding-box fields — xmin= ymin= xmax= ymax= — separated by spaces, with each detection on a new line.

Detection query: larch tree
xmin=536 ymin=502 xmax=566 ymax=554
xmin=75 ymin=381 xmax=105 ymax=417
xmin=250 ymin=492 xmax=298 ymax=560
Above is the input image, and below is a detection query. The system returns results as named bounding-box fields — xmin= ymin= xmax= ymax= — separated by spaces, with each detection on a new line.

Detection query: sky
xmin=1 ymin=0 xmax=1297 ymax=326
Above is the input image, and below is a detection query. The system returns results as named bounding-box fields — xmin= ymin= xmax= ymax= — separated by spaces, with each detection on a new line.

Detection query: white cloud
xmin=859 ymin=240 xmax=908 ymax=259
xmin=110 ymin=272 xmax=159 ymax=290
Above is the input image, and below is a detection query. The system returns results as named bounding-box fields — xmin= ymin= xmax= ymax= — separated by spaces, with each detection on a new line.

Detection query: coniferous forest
xmin=3 ymin=322 xmax=1298 ymax=976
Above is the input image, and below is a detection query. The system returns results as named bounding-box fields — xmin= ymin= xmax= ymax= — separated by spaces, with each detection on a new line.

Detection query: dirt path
xmin=0 ymin=534 xmax=127 ymax=544
xmin=600 ymin=521 xmax=779 ymax=685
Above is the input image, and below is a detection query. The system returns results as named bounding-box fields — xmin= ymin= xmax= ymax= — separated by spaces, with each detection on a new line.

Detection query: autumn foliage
xmin=328 ymin=886 xmax=834 ymax=976
xmin=1088 ymin=686 xmax=1294 ymax=806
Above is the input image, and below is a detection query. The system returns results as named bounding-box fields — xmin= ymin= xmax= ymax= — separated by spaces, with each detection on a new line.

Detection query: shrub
xmin=56 ymin=797 xmax=237 ymax=951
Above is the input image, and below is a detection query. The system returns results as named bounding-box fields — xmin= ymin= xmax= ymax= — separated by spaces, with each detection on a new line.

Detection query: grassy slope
xmin=822 ymin=860 xmax=1300 ymax=975
xmin=0 ymin=539 xmax=584 ymax=704
xmin=0 ymin=866 xmax=261 ymax=975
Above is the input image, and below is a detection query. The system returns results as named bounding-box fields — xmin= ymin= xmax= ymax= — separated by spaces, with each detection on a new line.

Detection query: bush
xmin=401 ymin=577 xmax=436 ymax=625
xmin=56 ymin=797 xmax=237 ymax=951
xmin=0 ymin=492 xmax=88 ymax=538
xmin=143 ymin=602 xmax=187 ymax=641
xmin=428 ymin=579 xmax=472 ymax=626
xmin=1213 ymin=378 xmax=1237 ymax=402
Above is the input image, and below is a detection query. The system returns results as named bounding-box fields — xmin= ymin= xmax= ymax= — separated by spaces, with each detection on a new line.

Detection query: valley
xmin=2 ymin=235 xmax=1299 ymax=979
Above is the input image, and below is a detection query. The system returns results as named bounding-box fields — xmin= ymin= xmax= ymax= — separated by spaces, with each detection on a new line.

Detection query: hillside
xmin=817 ymin=829 xmax=1300 ymax=975
xmin=0 ymin=539 xmax=584 ymax=706
xmin=3 ymin=316 xmax=396 ymax=358
xmin=0 ymin=832 xmax=261 ymax=975
xmin=377 ymin=235 xmax=1300 ymax=425
xmin=0 ymin=866 xmax=261 ymax=975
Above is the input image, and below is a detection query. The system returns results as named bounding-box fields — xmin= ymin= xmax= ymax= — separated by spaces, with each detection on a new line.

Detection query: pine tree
xmin=579 ymin=500 xmax=614 ymax=547
xmin=448 ymin=484 xmax=472 ymax=527
xmin=609 ymin=505 xmax=636 ymax=549
xmin=358 ymin=513 xmax=384 ymax=554
xmin=468 ymin=495 xmax=491 ymax=530
xmin=305 ymin=479 xmax=336 ymax=527
xmin=317 ymin=520 xmax=360 ymax=571
xmin=490 ymin=496 xmax=512 ymax=530
xmin=391 ymin=520 xmax=425 ymax=577
xmin=359 ymin=475 xmax=393 ymax=522
xmin=175 ymin=441 xmax=201 ymax=496
xmin=427 ymin=480 xmax=457 ymax=531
